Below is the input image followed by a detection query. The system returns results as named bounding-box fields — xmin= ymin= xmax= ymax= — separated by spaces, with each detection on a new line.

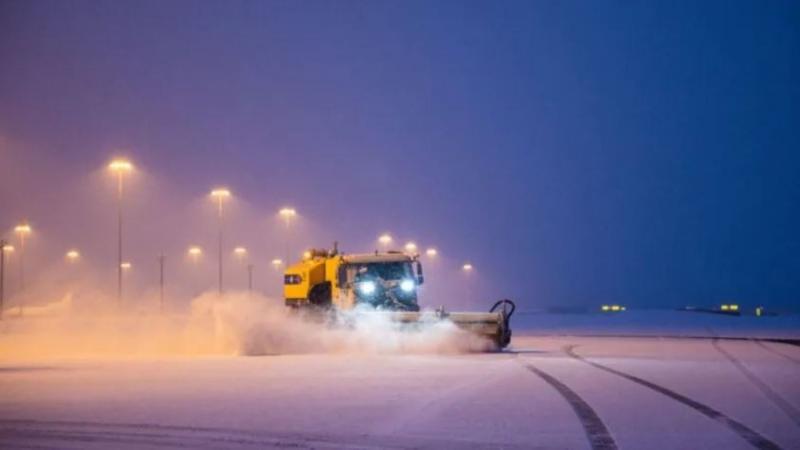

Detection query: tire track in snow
xmin=712 ymin=338 xmax=800 ymax=428
xmin=564 ymin=345 xmax=783 ymax=450
xmin=754 ymin=340 xmax=800 ymax=365
xmin=518 ymin=360 xmax=618 ymax=450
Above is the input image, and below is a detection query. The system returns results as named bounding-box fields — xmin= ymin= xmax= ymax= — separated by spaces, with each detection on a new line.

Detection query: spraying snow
xmin=0 ymin=291 xmax=492 ymax=359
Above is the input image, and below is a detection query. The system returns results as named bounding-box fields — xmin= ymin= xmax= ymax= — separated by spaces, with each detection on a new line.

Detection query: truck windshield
xmin=352 ymin=262 xmax=413 ymax=281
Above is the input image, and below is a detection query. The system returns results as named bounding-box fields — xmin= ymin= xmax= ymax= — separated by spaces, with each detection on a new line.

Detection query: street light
xmin=210 ymin=188 xmax=231 ymax=294
xmin=271 ymin=258 xmax=283 ymax=270
xmin=279 ymin=207 xmax=296 ymax=223
xmin=109 ymin=159 xmax=133 ymax=172
xmin=404 ymin=242 xmax=418 ymax=254
xmin=14 ymin=223 xmax=31 ymax=316
xmin=14 ymin=223 xmax=31 ymax=288
xmin=462 ymin=262 xmax=474 ymax=304
xmin=120 ymin=261 xmax=132 ymax=299
xmin=158 ymin=254 xmax=165 ymax=313
xmin=187 ymin=245 xmax=202 ymax=263
xmin=0 ymin=239 xmax=7 ymax=319
xmin=108 ymin=158 xmax=133 ymax=302
xmin=425 ymin=248 xmax=438 ymax=258
xmin=278 ymin=207 xmax=297 ymax=266
xmin=211 ymin=188 xmax=231 ymax=203
xmin=378 ymin=233 xmax=392 ymax=251
xmin=65 ymin=249 xmax=80 ymax=262
xmin=233 ymin=246 xmax=248 ymax=290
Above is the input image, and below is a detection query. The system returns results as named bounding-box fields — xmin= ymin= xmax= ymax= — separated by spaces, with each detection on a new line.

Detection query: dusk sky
xmin=0 ymin=0 xmax=798 ymax=310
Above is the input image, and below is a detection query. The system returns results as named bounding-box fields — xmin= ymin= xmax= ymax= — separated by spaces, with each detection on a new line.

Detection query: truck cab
xmin=283 ymin=249 xmax=424 ymax=312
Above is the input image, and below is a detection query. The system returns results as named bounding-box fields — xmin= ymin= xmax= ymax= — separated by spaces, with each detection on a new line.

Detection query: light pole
xmin=278 ymin=207 xmax=296 ymax=267
xmin=378 ymin=233 xmax=392 ymax=252
xmin=425 ymin=248 xmax=438 ymax=258
xmin=0 ymin=240 xmax=6 ymax=320
xmin=14 ymin=223 xmax=31 ymax=316
xmin=247 ymin=264 xmax=254 ymax=292
xmin=120 ymin=261 xmax=132 ymax=291
xmin=158 ymin=254 xmax=165 ymax=313
xmin=462 ymin=262 xmax=473 ymax=304
xmin=211 ymin=188 xmax=231 ymax=295
xmin=14 ymin=223 xmax=31 ymax=289
xmin=109 ymin=158 xmax=133 ymax=303
xmin=271 ymin=258 xmax=284 ymax=296
xmin=404 ymin=241 xmax=418 ymax=255
xmin=233 ymin=246 xmax=247 ymax=290
xmin=65 ymin=249 xmax=80 ymax=288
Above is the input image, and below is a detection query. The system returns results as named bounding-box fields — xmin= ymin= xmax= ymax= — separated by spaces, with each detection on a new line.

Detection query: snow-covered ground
xmin=514 ymin=309 xmax=800 ymax=339
xmin=1 ymin=307 xmax=799 ymax=449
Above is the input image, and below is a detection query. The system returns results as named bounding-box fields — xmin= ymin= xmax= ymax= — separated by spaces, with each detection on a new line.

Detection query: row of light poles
xmin=0 ymin=223 xmax=86 ymax=319
xmin=2 ymin=156 xmax=471 ymax=317
xmin=184 ymin=244 xmax=285 ymax=292
xmin=375 ymin=233 xmax=475 ymax=303
xmin=186 ymin=245 xmax=282 ymax=267
xmin=106 ymin=159 xmax=297 ymax=300
xmin=0 ymin=237 xmax=87 ymax=317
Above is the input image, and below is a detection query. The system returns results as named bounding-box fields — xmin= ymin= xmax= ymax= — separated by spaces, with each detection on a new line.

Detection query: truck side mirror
xmin=416 ymin=261 xmax=424 ymax=285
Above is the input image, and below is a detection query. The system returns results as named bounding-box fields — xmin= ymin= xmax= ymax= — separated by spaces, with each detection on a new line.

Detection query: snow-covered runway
xmin=2 ymin=335 xmax=799 ymax=449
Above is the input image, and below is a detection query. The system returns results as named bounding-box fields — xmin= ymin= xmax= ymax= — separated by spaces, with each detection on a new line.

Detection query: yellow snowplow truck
xmin=283 ymin=244 xmax=515 ymax=349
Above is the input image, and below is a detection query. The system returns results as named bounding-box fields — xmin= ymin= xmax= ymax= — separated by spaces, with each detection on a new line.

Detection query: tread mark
xmin=564 ymin=344 xmax=782 ymax=450
xmin=521 ymin=362 xmax=618 ymax=450
xmin=712 ymin=338 xmax=800 ymax=428
xmin=753 ymin=339 xmax=800 ymax=365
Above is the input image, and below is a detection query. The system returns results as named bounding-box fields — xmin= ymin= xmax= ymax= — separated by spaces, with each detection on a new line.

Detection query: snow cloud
xmin=0 ymin=291 xmax=492 ymax=359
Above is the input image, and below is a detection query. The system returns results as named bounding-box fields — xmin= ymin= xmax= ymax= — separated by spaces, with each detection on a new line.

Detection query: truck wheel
xmin=309 ymin=282 xmax=332 ymax=308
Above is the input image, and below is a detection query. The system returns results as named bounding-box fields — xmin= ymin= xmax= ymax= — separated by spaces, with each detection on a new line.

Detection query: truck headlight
xmin=400 ymin=279 xmax=415 ymax=293
xmin=357 ymin=281 xmax=376 ymax=296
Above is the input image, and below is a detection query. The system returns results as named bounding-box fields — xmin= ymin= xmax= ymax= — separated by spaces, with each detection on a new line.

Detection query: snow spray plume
xmin=0 ymin=291 xmax=492 ymax=358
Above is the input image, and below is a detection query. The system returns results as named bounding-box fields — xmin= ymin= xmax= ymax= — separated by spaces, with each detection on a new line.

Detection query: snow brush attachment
xmin=431 ymin=299 xmax=516 ymax=350
xmin=489 ymin=299 xmax=515 ymax=349
xmin=341 ymin=299 xmax=517 ymax=351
